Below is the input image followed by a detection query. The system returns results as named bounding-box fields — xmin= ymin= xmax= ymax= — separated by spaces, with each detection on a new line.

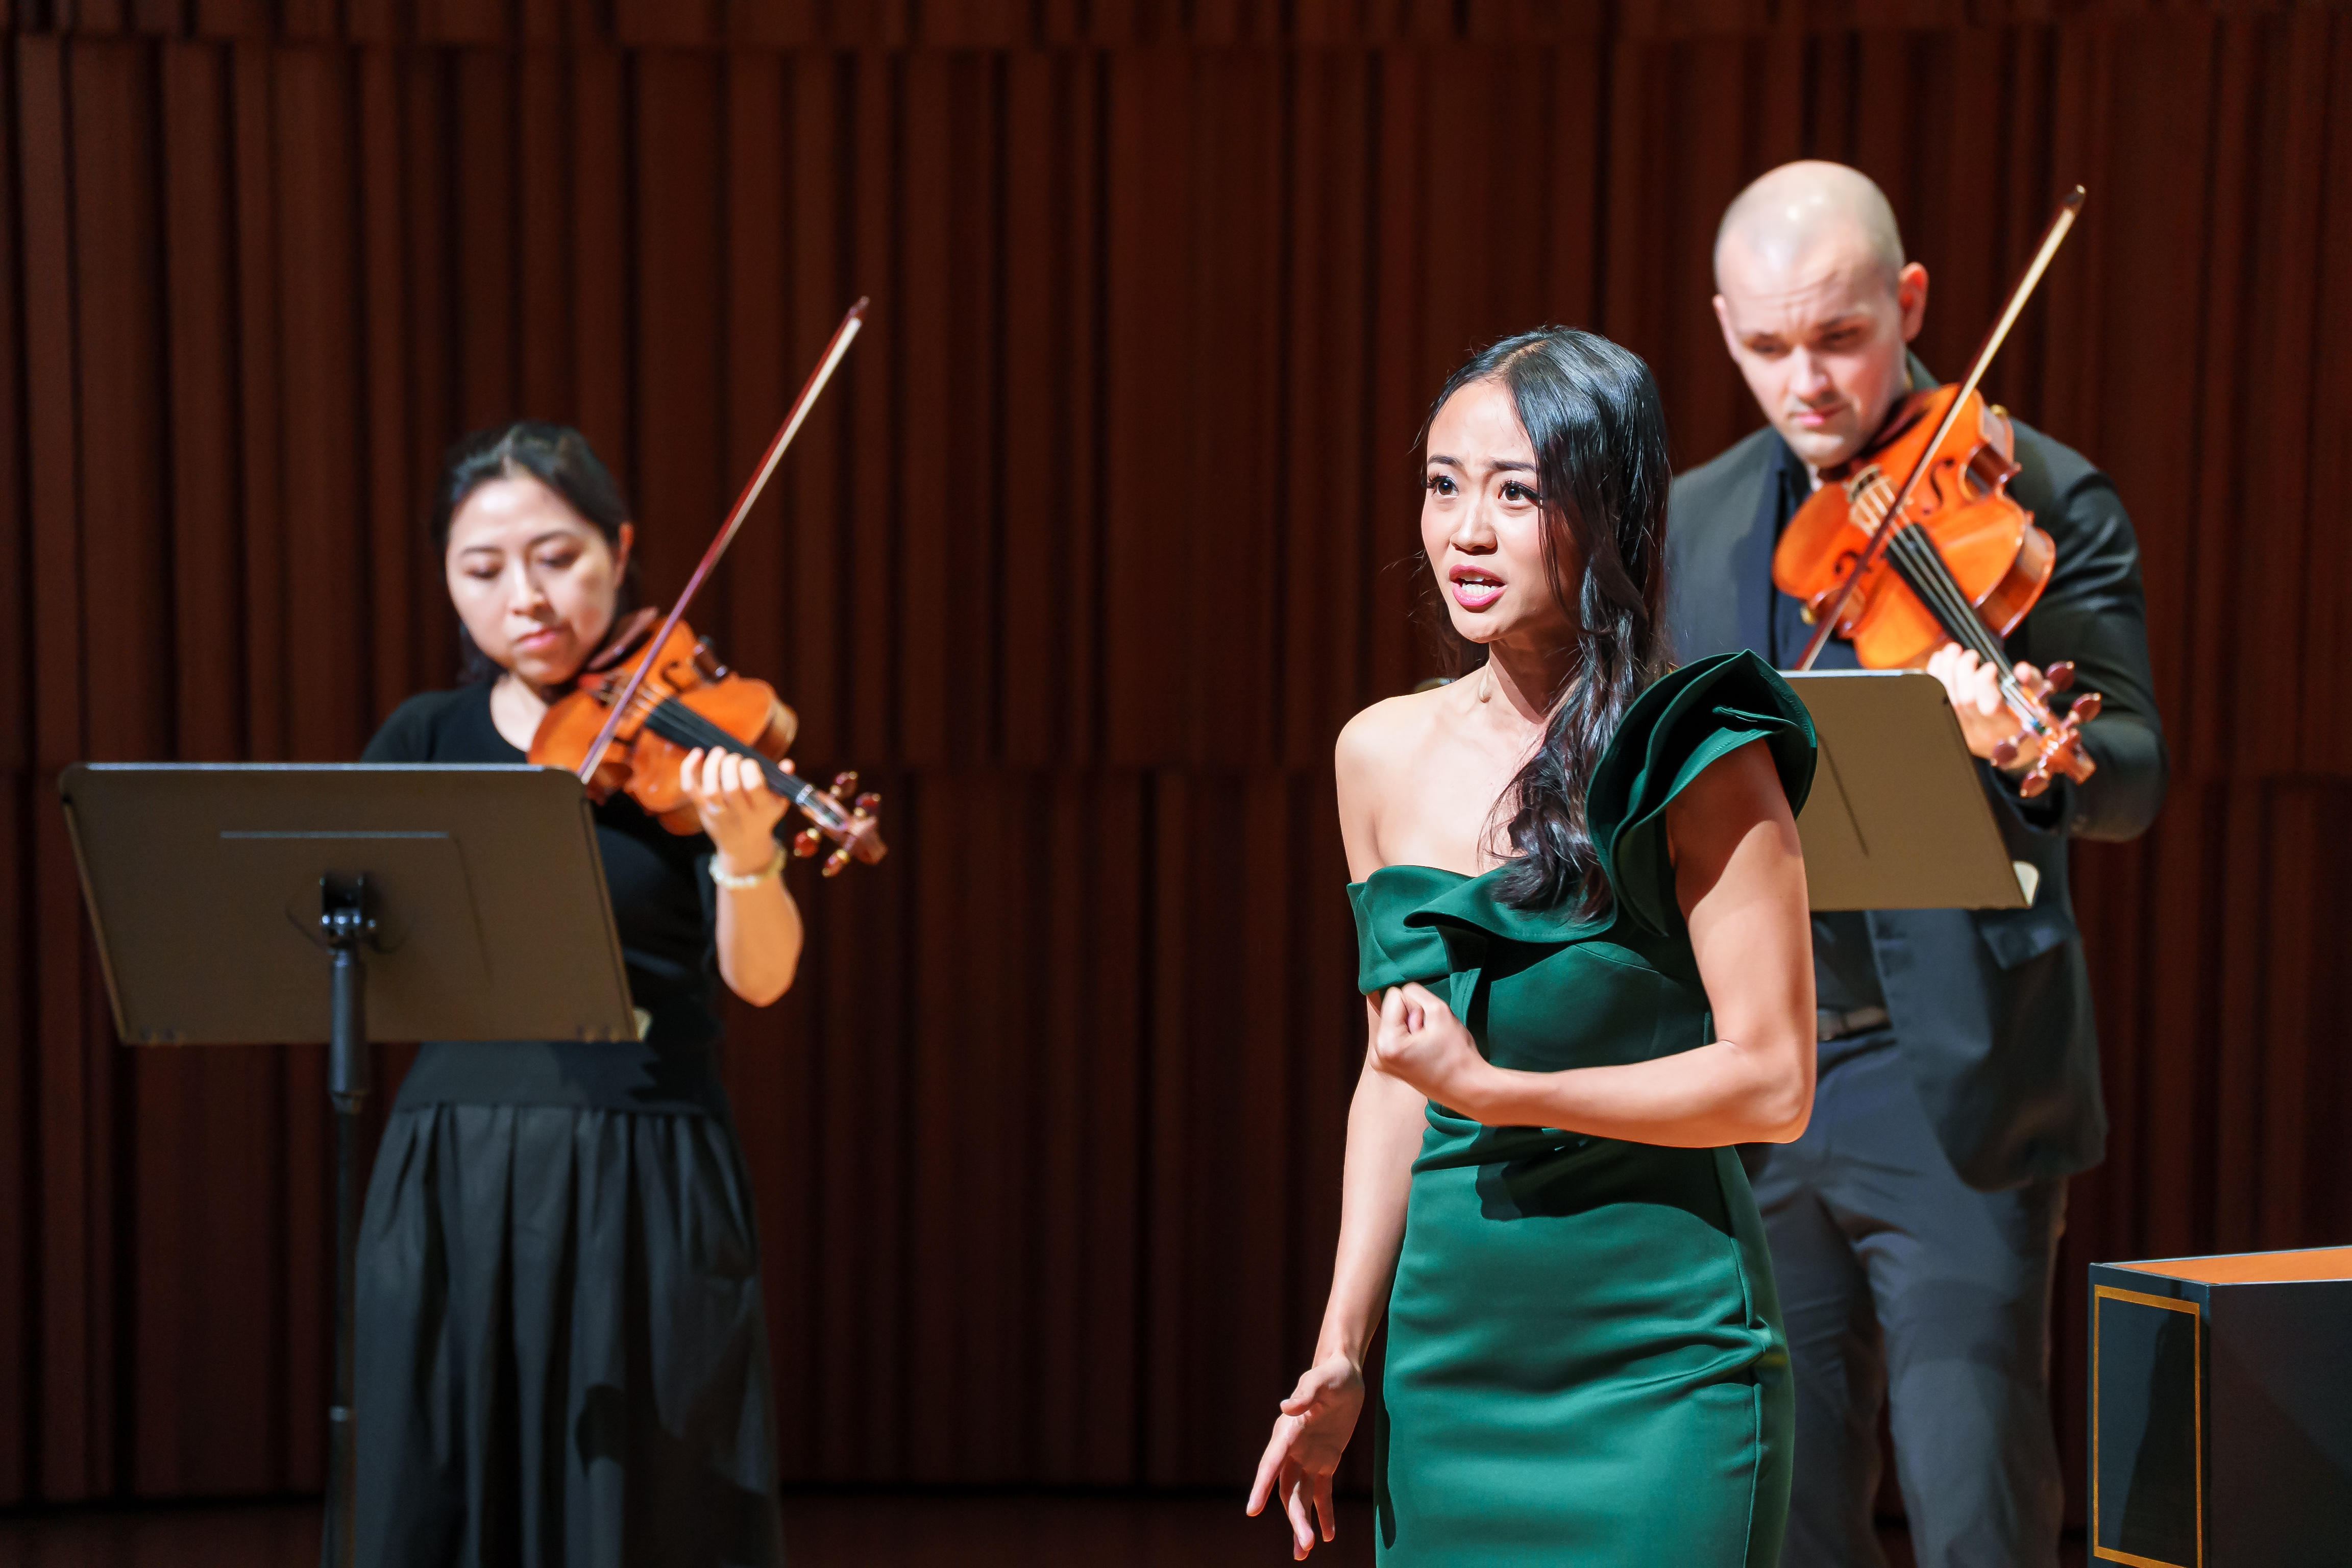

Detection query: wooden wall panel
xmin=18 ymin=31 xmax=97 ymax=1501
xmin=141 ymin=47 xmax=283 ymax=1501
xmin=2 ymin=4 xmax=2347 ymax=1532
xmin=0 ymin=21 xmax=28 ymax=1511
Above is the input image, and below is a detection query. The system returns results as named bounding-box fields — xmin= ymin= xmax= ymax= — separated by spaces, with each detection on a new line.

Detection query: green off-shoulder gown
xmin=1352 ymin=651 xmax=1817 ymax=1566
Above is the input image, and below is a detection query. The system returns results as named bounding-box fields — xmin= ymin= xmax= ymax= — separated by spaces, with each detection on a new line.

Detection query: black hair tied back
xmin=1420 ymin=328 xmax=1675 ymax=918
xmin=429 ymin=421 xmax=636 ymax=682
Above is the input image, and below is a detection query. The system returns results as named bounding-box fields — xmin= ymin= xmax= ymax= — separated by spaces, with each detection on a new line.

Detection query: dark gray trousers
xmin=1745 ymin=1035 xmax=2067 ymax=1568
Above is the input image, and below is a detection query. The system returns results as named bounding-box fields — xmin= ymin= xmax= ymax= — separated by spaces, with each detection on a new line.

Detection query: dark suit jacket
xmin=1667 ymin=384 xmax=2167 ymax=1190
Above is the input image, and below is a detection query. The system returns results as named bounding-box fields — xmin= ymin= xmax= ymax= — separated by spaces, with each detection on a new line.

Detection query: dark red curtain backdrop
xmin=3 ymin=0 xmax=2347 ymax=1525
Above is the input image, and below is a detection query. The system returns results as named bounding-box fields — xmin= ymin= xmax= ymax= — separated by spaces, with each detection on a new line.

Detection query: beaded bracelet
xmin=708 ymin=846 xmax=786 ymax=890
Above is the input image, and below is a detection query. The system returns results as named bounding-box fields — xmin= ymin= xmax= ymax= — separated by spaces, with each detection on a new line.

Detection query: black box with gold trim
xmin=2089 ymin=1248 xmax=2352 ymax=1568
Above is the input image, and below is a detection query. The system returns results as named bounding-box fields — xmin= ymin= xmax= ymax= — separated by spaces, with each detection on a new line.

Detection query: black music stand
xmin=57 ymin=764 xmax=639 ymax=1568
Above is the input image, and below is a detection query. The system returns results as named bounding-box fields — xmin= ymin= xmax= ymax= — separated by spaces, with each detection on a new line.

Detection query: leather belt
xmin=1817 ymin=1005 xmax=1891 ymax=1042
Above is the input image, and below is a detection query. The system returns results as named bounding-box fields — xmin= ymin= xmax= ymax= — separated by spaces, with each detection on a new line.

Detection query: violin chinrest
xmin=584 ymin=606 xmax=663 ymax=673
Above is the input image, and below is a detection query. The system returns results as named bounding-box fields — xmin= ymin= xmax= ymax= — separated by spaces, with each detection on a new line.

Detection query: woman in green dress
xmin=1247 ymin=329 xmax=1819 ymax=1564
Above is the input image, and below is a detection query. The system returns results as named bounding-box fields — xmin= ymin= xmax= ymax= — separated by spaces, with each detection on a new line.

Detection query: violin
xmin=1775 ymin=385 xmax=2049 ymax=666
xmin=1770 ymin=188 xmax=2100 ymax=799
xmin=527 ymin=297 xmax=887 ymax=876
xmin=528 ymin=607 xmax=886 ymax=874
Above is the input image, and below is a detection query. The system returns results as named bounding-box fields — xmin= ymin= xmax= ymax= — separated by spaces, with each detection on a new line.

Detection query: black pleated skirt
xmin=355 ymin=1103 xmax=785 ymax=1568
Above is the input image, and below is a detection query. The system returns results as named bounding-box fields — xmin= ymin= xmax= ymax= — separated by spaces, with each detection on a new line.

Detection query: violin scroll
xmin=1987 ymin=661 xmax=2100 ymax=799
xmin=789 ymin=772 xmax=886 ymax=877
xmin=790 ymin=777 xmax=887 ymax=876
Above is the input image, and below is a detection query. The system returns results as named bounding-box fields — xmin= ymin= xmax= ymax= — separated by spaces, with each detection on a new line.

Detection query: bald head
xmin=1714 ymin=161 xmax=1905 ymax=294
xmin=1709 ymin=162 xmax=1927 ymax=471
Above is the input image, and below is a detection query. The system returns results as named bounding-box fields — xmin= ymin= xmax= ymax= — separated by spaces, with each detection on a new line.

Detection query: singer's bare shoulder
xmin=1335 ymin=682 xmax=1469 ymax=881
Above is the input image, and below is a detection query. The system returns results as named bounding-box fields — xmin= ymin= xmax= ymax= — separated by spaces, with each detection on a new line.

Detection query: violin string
xmin=640 ymin=697 xmax=845 ymax=824
xmin=659 ymin=707 xmax=828 ymax=818
xmin=603 ymin=668 xmax=755 ymax=755
xmin=1887 ymin=529 xmax=2014 ymax=672
xmin=1846 ymin=470 xmax=1982 ymax=659
xmin=1887 ymin=529 xmax=2000 ymax=660
xmin=1883 ymin=528 xmax=2050 ymax=733
xmin=1839 ymin=462 xmax=2043 ymax=730
xmin=1850 ymin=463 xmax=2045 ymax=724
xmin=1846 ymin=475 xmax=1983 ymax=648
xmin=592 ymin=663 xmax=850 ymax=817
xmin=1915 ymin=537 xmax=2037 ymax=707
xmin=647 ymin=700 xmax=799 ymax=793
xmin=1842 ymin=470 xmax=1990 ymax=656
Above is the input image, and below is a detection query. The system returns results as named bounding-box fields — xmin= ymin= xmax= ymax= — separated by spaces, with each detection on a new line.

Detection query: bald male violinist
xmin=1665 ymin=162 xmax=2167 ymax=1568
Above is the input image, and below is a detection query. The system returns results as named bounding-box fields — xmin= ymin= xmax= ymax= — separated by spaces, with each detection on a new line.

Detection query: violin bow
xmin=1793 ymin=187 xmax=2086 ymax=675
xmin=575 ymin=298 xmax=869 ymax=786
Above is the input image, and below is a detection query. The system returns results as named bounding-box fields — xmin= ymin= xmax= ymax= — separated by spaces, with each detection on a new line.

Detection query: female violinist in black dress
xmin=355 ymin=423 xmax=799 ymax=1567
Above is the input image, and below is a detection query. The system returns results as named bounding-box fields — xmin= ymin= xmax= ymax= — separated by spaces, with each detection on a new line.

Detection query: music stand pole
xmin=322 ymin=880 xmax=373 ymax=1568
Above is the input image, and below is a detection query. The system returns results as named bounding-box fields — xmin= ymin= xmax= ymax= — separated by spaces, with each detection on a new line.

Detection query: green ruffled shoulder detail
xmin=1349 ymin=865 xmax=1465 ymax=994
xmin=1584 ymin=649 xmax=1816 ymax=938
xmin=1343 ymin=651 xmax=1814 ymax=983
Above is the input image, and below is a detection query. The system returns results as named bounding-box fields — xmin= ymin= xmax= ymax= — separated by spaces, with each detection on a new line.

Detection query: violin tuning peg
xmin=2045 ymin=661 xmax=2076 ymax=693
xmin=830 ymin=771 xmax=859 ymax=798
xmin=853 ymin=791 xmax=881 ymax=817
xmin=822 ymin=846 xmax=852 ymax=877
xmin=791 ymin=828 xmax=823 ymax=859
xmin=2067 ymin=691 xmax=2102 ymax=725
xmin=2018 ymin=767 xmax=2052 ymax=800
xmin=1991 ymin=738 xmax=2020 ymax=769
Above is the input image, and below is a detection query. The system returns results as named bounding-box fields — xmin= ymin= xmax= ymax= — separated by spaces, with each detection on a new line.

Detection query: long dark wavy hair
xmin=429 ymin=421 xmax=638 ymax=682
xmin=1418 ymin=328 xmax=1674 ymax=917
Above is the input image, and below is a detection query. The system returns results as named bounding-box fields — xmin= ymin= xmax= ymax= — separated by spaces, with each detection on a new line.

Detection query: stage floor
xmin=0 ymin=1494 xmax=1361 ymax=1566
xmin=0 ymin=1492 xmax=2077 ymax=1565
